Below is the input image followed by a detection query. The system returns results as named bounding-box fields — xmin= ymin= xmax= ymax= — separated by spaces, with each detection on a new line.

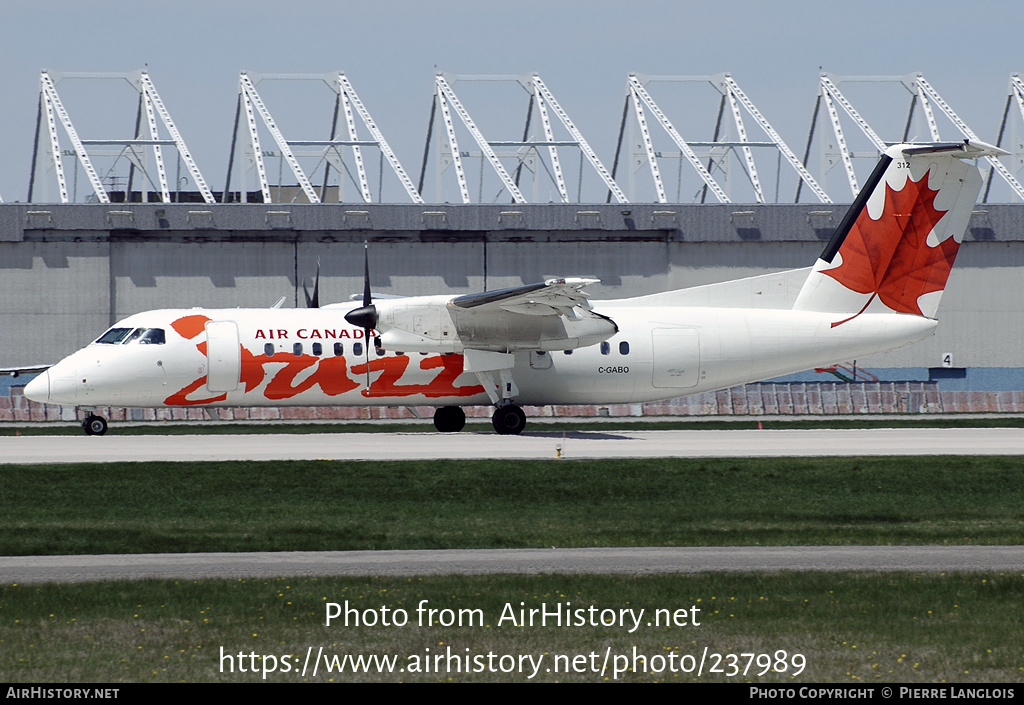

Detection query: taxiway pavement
xmin=2 ymin=427 xmax=1022 ymax=464
xmin=4 ymin=546 xmax=1023 ymax=583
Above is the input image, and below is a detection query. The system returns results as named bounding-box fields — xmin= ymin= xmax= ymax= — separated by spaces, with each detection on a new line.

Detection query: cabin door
xmin=651 ymin=328 xmax=700 ymax=388
xmin=205 ymin=321 xmax=240 ymax=393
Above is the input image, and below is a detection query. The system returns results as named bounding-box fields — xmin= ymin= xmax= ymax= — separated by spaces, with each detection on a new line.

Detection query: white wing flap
xmin=452 ymin=277 xmax=599 ymax=315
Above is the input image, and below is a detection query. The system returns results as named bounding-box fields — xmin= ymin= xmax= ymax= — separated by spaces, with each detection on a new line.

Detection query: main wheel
xmin=433 ymin=406 xmax=466 ymax=433
xmin=491 ymin=404 xmax=526 ymax=435
xmin=82 ymin=414 xmax=108 ymax=436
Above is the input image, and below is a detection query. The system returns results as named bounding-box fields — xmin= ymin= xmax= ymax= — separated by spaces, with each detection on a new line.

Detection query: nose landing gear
xmin=82 ymin=414 xmax=108 ymax=436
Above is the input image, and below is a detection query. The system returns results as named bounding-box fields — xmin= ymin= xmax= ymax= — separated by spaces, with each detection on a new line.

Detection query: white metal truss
xmin=1007 ymin=75 xmax=1024 ymax=173
xmin=531 ymin=76 xmax=627 ymax=203
xmin=532 ymin=84 xmax=570 ymax=203
xmin=336 ymin=74 xmax=423 ymax=204
xmin=725 ymin=82 xmax=764 ymax=202
xmin=38 ymin=72 xmax=109 ymax=203
xmin=817 ymin=75 xmax=888 ymax=196
xmin=230 ymin=73 xmax=423 ymax=204
xmin=435 ymin=75 xmax=526 ymax=203
xmin=988 ymin=74 xmax=1024 ymax=200
xmin=914 ymin=79 xmax=942 ymax=142
xmin=812 ymin=74 xmax=1024 ymax=202
xmin=629 ymin=79 xmax=667 ymax=203
xmin=627 ymin=75 xmax=727 ymax=203
xmin=820 ymin=85 xmax=859 ymax=195
xmin=819 ymin=76 xmax=887 ymax=150
xmin=622 ymin=75 xmax=828 ymax=204
xmin=720 ymin=76 xmax=830 ymax=203
xmin=138 ymin=73 xmax=215 ymax=203
xmin=141 ymin=80 xmax=170 ymax=203
xmin=31 ymin=71 xmax=214 ymax=204
xmin=240 ymin=74 xmax=320 ymax=203
xmin=239 ymin=79 xmax=272 ymax=204
xmin=40 ymin=77 xmax=71 ymax=203
xmin=428 ymin=74 xmax=626 ymax=203
xmin=434 ymin=83 xmax=472 ymax=203
xmin=339 ymin=87 xmax=370 ymax=202
xmin=914 ymin=75 xmax=1024 ymax=201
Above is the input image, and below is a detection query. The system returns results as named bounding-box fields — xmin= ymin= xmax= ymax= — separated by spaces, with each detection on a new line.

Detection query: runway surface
xmin=4 ymin=546 xmax=1023 ymax=583
xmin=2 ymin=427 xmax=1023 ymax=464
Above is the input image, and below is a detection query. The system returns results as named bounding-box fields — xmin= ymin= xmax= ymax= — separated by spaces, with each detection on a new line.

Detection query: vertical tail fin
xmin=794 ymin=140 xmax=1003 ymax=323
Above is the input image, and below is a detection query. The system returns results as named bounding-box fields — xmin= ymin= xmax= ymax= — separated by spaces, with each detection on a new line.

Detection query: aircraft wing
xmin=372 ymin=277 xmax=616 ymax=353
xmin=1 ymin=364 xmax=51 ymax=378
xmin=451 ymin=277 xmax=600 ymax=317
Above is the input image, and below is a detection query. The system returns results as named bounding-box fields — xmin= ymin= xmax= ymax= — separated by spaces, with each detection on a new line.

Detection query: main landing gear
xmin=431 ymin=404 xmax=528 ymax=435
xmin=491 ymin=404 xmax=527 ymax=435
xmin=82 ymin=413 xmax=108 ymax=436
xmin=432 ymin=406 xmax=466 ymax=433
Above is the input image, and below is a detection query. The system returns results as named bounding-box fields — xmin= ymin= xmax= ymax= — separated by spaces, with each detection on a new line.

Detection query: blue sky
xmin=3 ymin=0 xmax=1021 ymax=202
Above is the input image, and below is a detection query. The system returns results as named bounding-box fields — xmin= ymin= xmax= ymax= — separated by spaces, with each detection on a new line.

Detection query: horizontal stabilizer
xmin=902 ymin=139 xmax=1006 ymax=158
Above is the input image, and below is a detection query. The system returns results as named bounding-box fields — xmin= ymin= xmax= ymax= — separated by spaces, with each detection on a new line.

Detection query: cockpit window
xmin=95 ymin=328 xmax=133 ymax=344
xmin=96 ymin=327 xmax=166 ymax=345
xmin=137 ymin=328 xmax=165 ymax=345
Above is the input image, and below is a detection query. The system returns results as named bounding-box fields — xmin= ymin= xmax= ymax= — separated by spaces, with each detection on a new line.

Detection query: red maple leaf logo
xmin=824 ymin=172 xmax=959 ymax=318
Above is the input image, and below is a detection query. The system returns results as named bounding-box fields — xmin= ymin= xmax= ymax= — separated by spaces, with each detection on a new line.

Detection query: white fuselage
xmin=27 ymin=300 xmax=936 ymax=410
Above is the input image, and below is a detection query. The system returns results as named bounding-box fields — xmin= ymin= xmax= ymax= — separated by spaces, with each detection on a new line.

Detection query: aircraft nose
xmin=23 ymin=370 xmax=50 ymax=403
xmin=25 ymin=362 xmax=78 ymax=404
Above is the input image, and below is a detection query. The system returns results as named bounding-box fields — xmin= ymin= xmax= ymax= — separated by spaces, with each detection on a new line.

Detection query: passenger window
xmin=293 ymin=343 xmax=303 ymax=356
xmin=264 ymin=343 xmax=274 ymax=356
xmin=312 ymin=342 xmax=323 ymax=356
xmin=564 ymin=350 xmax=573 ymax=355
xmin=619 ymin=341 xmax=630 ymax=355
xmin=600 ymin=342 xmax=610 ymax=355
xmin=353 ymin=342 xmax=363 ymax=357
xmin=334 ymin=342 xmax=344 ymax=356
xmin=138 ymin=328 xmax=165 ymax=345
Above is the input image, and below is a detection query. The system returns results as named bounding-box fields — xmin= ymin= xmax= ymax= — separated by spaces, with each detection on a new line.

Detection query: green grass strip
xmin=1 ymin=572 xmax=1021 ymax=682
xmin=3 ymin=457 xmax=1023 ymax=555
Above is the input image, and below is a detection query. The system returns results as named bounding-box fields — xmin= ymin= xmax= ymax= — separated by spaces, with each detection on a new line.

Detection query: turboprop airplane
xmin=23 ymin=140 xmax=1000 ymax=436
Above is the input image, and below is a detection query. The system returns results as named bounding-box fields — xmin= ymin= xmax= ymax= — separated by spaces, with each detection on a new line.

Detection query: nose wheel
xmin=491 ymin=404 xmax=526 ymax=435
xmin=82 ymin=414 xmax=108 ymax=436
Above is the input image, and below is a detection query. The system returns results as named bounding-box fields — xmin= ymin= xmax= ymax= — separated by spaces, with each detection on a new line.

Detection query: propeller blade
xmin=344 ymin=245 xmax=377 ymax=329
xmin=364 ymin=330 xmax=372 ymax=393
xmin=355 ymin=243 xmax=374 ymax=392
xmin=361 ymin=243 xmax=372 ymax=307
